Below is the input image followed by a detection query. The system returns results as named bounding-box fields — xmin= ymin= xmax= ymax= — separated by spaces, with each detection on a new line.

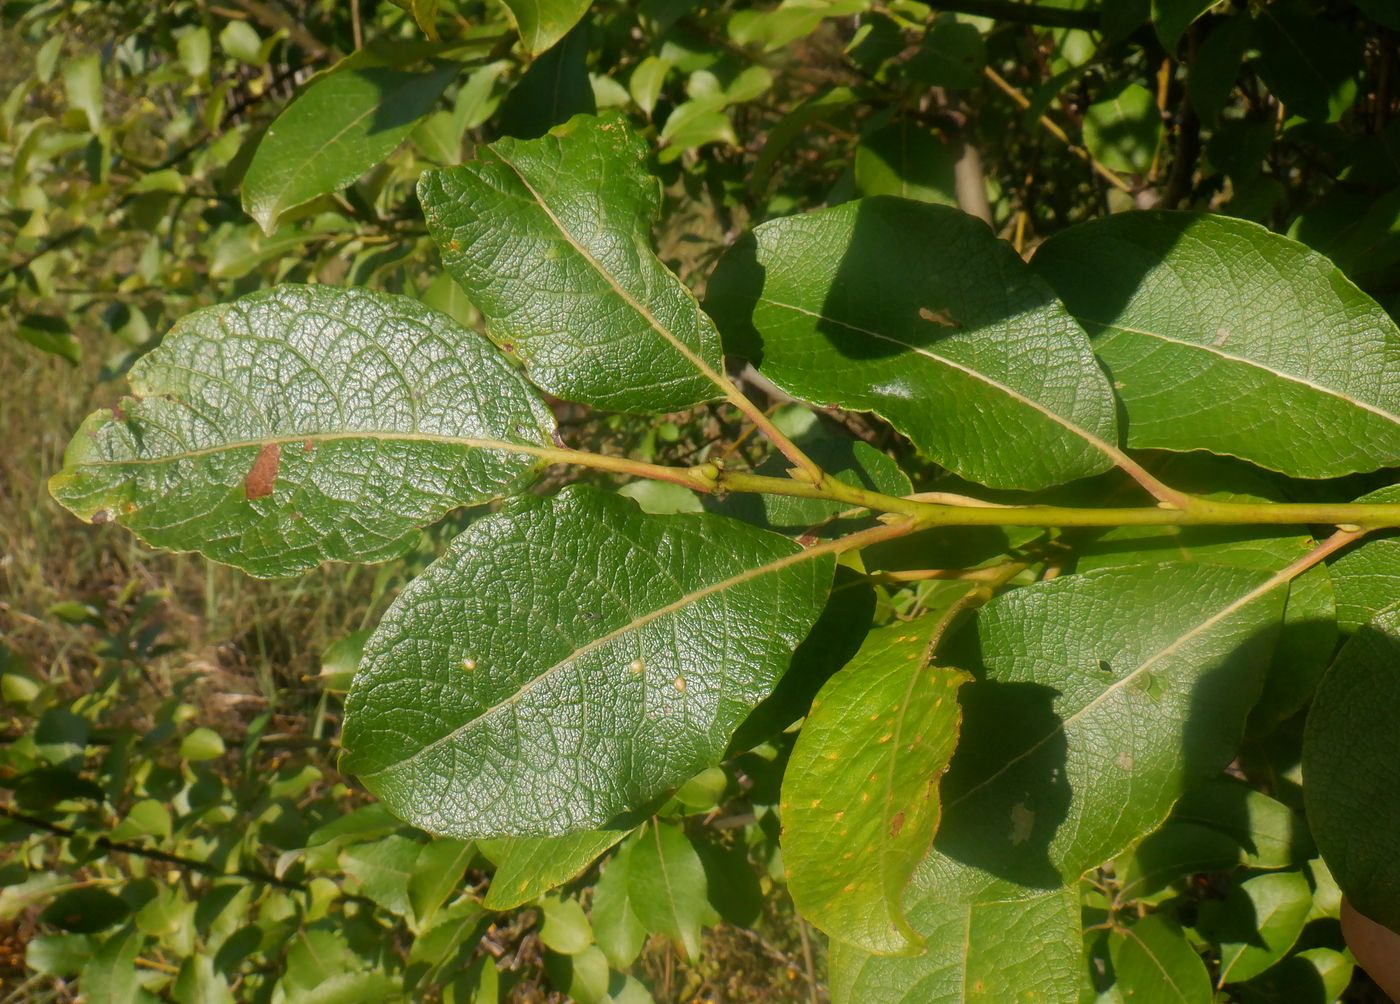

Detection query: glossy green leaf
xmin=1073 ymin=455 xmax=1336 ymax=732
xmin=1113 ymin=821 xmax=1243 ymax=902
xmin=497 ymin=22 xmax=595 ymax=139
xmin=341 ymin=487 xmax=834 ymax=837
xmin=1032 ymin=211 xmax=1400 ymax=478
xmin=591 ymin=840 xmax=647 ymax=969
xmin=1171 ymin=778 xmax=1313 ymax=871
xmin=1110 ymin=915 xmax=1212 ymax=1004
xmin=481 ymin=829 xmax=626 ymax=909
xmin=242 ymin=61 xmax=457 ymax=233
xmin=180 ymin=727 xmax=225 ymax=762
xmin=408 ymin=838 xmax=474 ymax=927
xmin=421 ymin=113 xmax=726 ymax=413
xmin=1302 ymin=603 xmax=1400 ymax=930
xmin=782 ymin=605 xmax=971 ymax=955
xmin=1199 ymin=870 xmax=1312 ymax=984
xmin=921 ymin=562 xmax=1284 ymax=900
xmin=1327 ymin=488 xmax=1400 ymax=634
xmin=705 ymin=197 xmax=1123 ymax=491
xmin=50 ymin=285 xmax=554 ymax=578
xmin=626 ymin=821 xmax=717 ymax=960
xmin=339 ymin=834 xmax=422 ymax=918
xmin=502 ymin=0 xmax=590 ymax=54
xmin=1082 ymin=83 xmax=1162 ymax=176
xmin=854 ymin=120 xmax=958 ymax=206
xmin=539 ymin=895 xmax=594 ymax=954
xmin=829 ymin=885 xmax=1080 ymax=1004
xmin=1242 ymin=946 xmax=1354 ymax=1003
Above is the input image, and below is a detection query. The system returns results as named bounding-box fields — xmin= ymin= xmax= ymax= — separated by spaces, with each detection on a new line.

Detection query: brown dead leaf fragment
xmin=244 ymin=443 xmax=281 ymax=500
xmin=919 ymin=306 xmax=962 ymax=329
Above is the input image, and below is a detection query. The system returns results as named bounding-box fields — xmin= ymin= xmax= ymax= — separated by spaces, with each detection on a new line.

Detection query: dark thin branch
xmin=930 ymin=1 xmax=1098 ymax=31
xmin=0 ymin=802 xmax=373 ymax=905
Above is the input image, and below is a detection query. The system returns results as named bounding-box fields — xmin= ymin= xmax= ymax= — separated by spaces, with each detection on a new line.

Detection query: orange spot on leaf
xmin=890 ymin=811 xmax=905 ymax=837
xmin=245 ymin=443 xmax=281 ymax=500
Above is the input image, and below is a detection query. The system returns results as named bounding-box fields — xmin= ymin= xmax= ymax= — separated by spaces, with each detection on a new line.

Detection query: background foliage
xmin=3 ymin=0 xmax=1399 ymax=1001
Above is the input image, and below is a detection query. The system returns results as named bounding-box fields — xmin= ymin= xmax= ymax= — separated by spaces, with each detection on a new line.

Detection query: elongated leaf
xmin=49 ymin=285 xmax=554 ymax=577
xmin=502 ymin=0 xmax=590 ymax=54
xmin=1032 ymin=211 xmax=1400 ymax=478
xmin=1152 ymin=0 xmax=1216 ymax=51
xmin=420 ymin=113 xmax=726 ymax=413
xmin=829 ymin=885 xmax=1080 ymax=1004
xmin=1302 ymin=603 xmax=1400 ymax=930
xmin=704 ymin=197 xmax=1123 ymax=491
xmin=782 ymin=600 xmax=972 ymax=955
xmin=481 ymin=830 xmax=627 ymax=909
xmin=341 ymin=487 xmax=834 ymax=837
xmin=591 ymin=839 xmax=647 ymax=969
xmin=1327 ymin=486 xmax=1400 ymax=634
xmin=1199 ymin=870 xmax=1312 ymax=984
xmin=922 ymin=561 xmax=1285 ymax=901
xmin=1110 ymin=915 xmax=1212 ymax=1004
xmin=243 ymin=61 xmax=457 ymax=233
xmin=626 ymin=821 xmax=717 ymax=960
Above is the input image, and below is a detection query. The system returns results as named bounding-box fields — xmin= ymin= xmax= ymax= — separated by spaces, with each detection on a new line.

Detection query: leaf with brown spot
xmin=244 ymin=443 xmax=281 ymax=500
xmin=781 ymin=584 xmax=975 ymax=956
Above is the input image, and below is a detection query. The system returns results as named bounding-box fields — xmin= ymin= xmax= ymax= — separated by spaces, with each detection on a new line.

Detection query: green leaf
xmin=1254 ymin=6 xmax=1361 ymax=123
xmin=497 ymin=23 xmax=595 ymax=139
xmin=421 ymin=113 xmax=728 ymax=413
xmin=242 ymin=61 xmax=457 ymax=233
xmin=626 ymin=821 xmax=717 ymax=960
xmin=408 ymin=898 xmax=486 ymax=968
xmin=482 ymin=830 xmax=627 ymax=910
xmin=854 ymin=120 xmax=958 ymax=206
xmin=540 ymin=895 xmax=594 ymax=954
xmin=1171 ymin=778 xmax=1313 ymax=871
xmin=1327 ymin=488 xmax=1400 ymax=634
xmin=1187 ymin=15 xmax=1252 ymax=127
xmin=1032 ymin=211 xmax=1400 ymax=478
xmin=1199 ymin=871 xmax=1312 ymax=984
xmin=342 ymin=487 xmax=834 ymax=837
xmin=339 ymin=834 xmax=424 ymax=919
xmin=41 ymin=889 xmax=132 ymax=934
xmin=1151 ymin=0 xmax=1216 ymax=51
xmin=903 ymin=19 xmax=986 ymax=89
xmin=80 ymin=929 xmax=145 ymax=1004
xmin=705 ymin=197 xmax=1123 ymax=491
xmin=1082 ymin=83 xmax=1162 ymax=176
xmin=782 ymin=605 xmax=971 ymax=955
xmin=16 ymin=314 xmax=81 ymax=365
xmin=409 ymin=838 xmax=474 ymax=928
xmin=922 ymin=562 xmax=1284 ymax=899
xmin=180 ymin=727 xmax=225 ymax=762
xmin=1302 ymin=603 xmax=1400 ymax=930
xmin=591 ymin=841 xmax=648 ymax=969
xmin=63 ymin=53 xmax=102 ymax=133
xmin=320 ymin=629 xmax=372 ymax=694
xmin=1242 ymin=946 xmax=1354 ymax=1003
xmin=1113 ymin=821 xmax=1243 ymax=902
xmin=828 ymin=885 xmax=1080 ymax=1004
xmin=628 ymin=56 xmax=671 ymax=117
xmin=501 ymin=0 xmax=590 ymax=54
xmin=1110 ymin=915 xmax=1212 ymax=1004
xmin=50 ymin=285 xmax=555 ymax=578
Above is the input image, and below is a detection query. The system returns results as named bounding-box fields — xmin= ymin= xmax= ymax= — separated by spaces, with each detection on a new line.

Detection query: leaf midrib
xmin=488 ymin=147 xmax=727 ymax=393
xmin=1088 ymin=317 xmax=1400 ymax=426
xmin=753 ymin=295 xmax=1124 ymax=468
xmin=66 ymin=428 xmax=550 ymax=468
xmin=945 ymin=565 xmax=1286 ymax=814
